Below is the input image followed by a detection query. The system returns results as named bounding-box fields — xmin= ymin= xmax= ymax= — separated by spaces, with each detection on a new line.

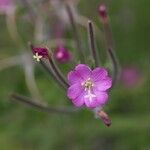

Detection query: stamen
xmin=83 ymin=78 xmax=93 ymax=91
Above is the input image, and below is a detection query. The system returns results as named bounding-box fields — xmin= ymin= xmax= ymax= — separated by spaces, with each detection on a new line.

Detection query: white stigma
xmin=82 ymin=78 xmax=96 ymax=101
xmin=84 ymin=90 xmax=96 ymax=101
xmin=33 ymin=53 xmax=42 ymax=62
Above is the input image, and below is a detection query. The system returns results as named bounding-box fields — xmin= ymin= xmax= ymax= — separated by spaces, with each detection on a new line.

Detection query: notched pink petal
xmin=67 ymin=70 xmax=83 ymax=85
xmin=94 ymin=77 xmax=112 ymax=91
xmin=74 ymin=64 xmax=91 ymax=80
xmin=67 ymin=83 xmax=83 ymax=100
xmin=91 ymin=68 xmax=108 ymax=82
xmin=84 ymin=97 xmax=100 ymax=109
xmin=93 ymin=90 xmax=109 ymax=105
xmin=72 ymin=92 xmax=85 ymax=107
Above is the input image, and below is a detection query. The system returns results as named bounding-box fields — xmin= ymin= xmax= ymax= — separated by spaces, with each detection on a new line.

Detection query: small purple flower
xmin=67 ymin=64 xmax=112 ymax=109
xmin=54 ymin=45 xmax=71 ymax=63
xmin=120 ymin=66 xmax=141 ymax=87
xmin=0 ymin=0 xmax=14 ymax=14
xmin=31 ymin=46 xmax=49 ymax=61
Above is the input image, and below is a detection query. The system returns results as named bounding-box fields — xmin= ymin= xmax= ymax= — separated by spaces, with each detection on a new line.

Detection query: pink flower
xmin=54 ymin=45 xmax=71 ymax=63
xmin=0 ymin=0 xmax=14 ymax=14
xmin=67 ymin=64 xmax=112 ymax=109
xmin=120 ymin=66 xmax=141 ymax=87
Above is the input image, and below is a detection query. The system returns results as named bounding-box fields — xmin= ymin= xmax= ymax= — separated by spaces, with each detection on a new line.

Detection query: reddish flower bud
xmin=98 ymin=4 xmax=108 ymax=23
xmin=94 ymin=108 xmax=111 ymax=127
xmin=120 ymin=66 xmax=141 ymax=88
xmin=30 ymin=45 xmax=49 ymax=61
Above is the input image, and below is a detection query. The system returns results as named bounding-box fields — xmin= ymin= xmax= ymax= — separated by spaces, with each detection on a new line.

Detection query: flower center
xmin=82 ymin=78 xmax=96 ymax=101
xmin=83 ymin=78 xmax=93 ymax=90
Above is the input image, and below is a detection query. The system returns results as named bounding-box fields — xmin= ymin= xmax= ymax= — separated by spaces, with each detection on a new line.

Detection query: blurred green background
xmin=0 ymin=0 xmax=150 ymax=149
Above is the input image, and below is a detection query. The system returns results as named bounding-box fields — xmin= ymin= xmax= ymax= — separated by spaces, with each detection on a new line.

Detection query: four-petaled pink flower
xmin=0 ymin=0 xmax=14 ymax=14
xmin=67 ymin=64 xmax=112 ymax=109
xmin=120 ymin=66 xmax=141 ymax=88
xmin=54 ymin=45 xmax=71 ymax=63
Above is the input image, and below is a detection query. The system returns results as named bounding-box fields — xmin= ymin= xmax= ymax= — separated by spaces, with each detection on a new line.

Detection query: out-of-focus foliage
xmin=0 ymin=0 xmax=150 ymax=149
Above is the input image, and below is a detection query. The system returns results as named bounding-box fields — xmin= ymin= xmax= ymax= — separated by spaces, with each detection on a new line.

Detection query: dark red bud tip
xmin=98 ymin=4 xmax=108 ymax=22
xmin=98 ymin=110 xmax=111 ymax=127
xmin=32 ymin=46 xmax=49 ymax=58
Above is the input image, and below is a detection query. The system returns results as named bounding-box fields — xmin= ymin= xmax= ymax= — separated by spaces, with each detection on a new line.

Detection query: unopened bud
xmin=98 ymin=4 xmax=108 ymax=23
xmin=30 ymin=44 xmax=49 ymax=62
xmin=97 ymin=109 xmax=111 ymax=127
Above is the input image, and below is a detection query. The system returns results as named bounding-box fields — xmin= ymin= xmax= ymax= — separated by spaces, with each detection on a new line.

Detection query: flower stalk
xmin=87 ymin=20 xmax=99 ymax=67
xmin=40 ymin=60 xmax=67 ymax=89
xmin=10 ymin=93 xmax=76 ymax=114
xmin=47 ymin=52 xmax=69 ymax=88
xmin=98 ymin=4 xmax=120 ymax=85
xmin=65 ymin=2 xmax=85 ymax=63
xmin=108 ymin=48 xmax=119 ymax=86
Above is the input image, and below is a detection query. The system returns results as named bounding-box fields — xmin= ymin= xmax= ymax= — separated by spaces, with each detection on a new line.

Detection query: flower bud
xmin=54 ymin=45 xmax=71 ymax=63
xmin=30 ymin=45 xmax=49 ymax=61
xmin=98 ymin=4 xmax=108 ymax=23
xmin=95 ymin=108 xmax=111 ymax=127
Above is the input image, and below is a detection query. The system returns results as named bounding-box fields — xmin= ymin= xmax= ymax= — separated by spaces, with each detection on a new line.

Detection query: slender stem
xmin=99 ymin=6 xmax=120 ymax=85
xmin=103 ymin=22 xmax=120 ymax=86
xmin=87 ymin=20 xmax=99 ymax=67
xmin=108 ymin=48 xmax=120 ymax=86
xmin=40 ymin=59 xmax=67 ymax=89
xmin=65 ymin=3 xmax=85 ymax=63
xmin=103 ymin=22 xmax=113 ymax=49
xmin=47 ymin=55 xmax=69 ymax=88
xmin=10 ymin=93 xmax=77 ymax=114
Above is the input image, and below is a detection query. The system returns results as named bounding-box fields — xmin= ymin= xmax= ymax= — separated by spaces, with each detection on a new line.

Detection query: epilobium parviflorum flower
xmin=67 ymin=64 xmax=112 ymax=108
xmin=120 ymin=66 xmax=141 ymax=88
xmin=0 ymin=0 xmax=15 ymax=14
xmin=11 ymin=3 xmax=120 ymax=127
xmin=54 ymin=45 xmax=71 ymax=63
